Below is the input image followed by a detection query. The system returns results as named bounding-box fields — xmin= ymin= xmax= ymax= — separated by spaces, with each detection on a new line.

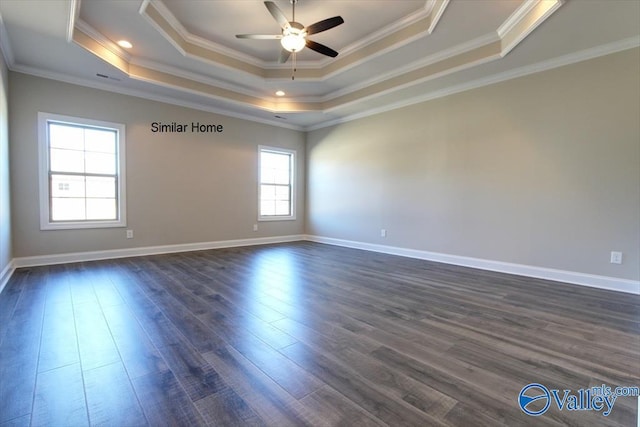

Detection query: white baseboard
xmin=305 ymin=235 xmax=640 ymax=295
xmin=0 ymin=260 xmax=15 ymax=295
xmin=12 ymin=235 xmax=305 ymax=268
xmin=6 ymin=234 xmax=639 ymax=295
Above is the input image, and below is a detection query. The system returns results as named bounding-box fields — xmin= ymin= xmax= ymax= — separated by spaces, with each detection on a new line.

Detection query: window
xmin=38 ymin=112 xmax=126 ymax=230
xmin=258 ymin=146 xmax=295 ymax=221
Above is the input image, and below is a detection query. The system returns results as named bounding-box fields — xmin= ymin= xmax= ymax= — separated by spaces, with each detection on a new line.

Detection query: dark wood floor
xmin=0 ymin=242 xmax=638 ymax=426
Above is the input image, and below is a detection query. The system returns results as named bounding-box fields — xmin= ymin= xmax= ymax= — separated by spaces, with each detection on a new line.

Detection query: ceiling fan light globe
xmin=281 ymin=28 xmax=306 ymax=52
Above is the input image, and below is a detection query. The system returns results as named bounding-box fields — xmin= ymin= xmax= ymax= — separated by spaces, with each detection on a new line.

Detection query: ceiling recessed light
xmin=275 ymin=90 xmax=285 ymax=97
xmin=117 ymin=40 xmax=133 ymax=49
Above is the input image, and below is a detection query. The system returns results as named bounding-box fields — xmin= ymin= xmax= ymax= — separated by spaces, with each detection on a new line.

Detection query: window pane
xmin=49 ymin=123 xmax=84 ymax=151
xmin=86 ymin=198 xmax=116 ymax=220
xmin=260 ymin=152 xmax=290 ymax=185
xmin=51 ymin=198 xmax=86 ymax=221
xmin=275 ymin=201 xmax=290 ymax=215
xmin=261 ymin=152 xmax=280 ymax=168
xmin=50 ymin=148 xmax=85 ymax=173
xmin=274 ymin=170 xmax=290 ymax=185
xmin=84 ymin=129 xmax=116 ymax=154
xmin=41 ymin=113 xmax=125 ymax=228
xmin=259 ymin=149 xmax=293 ymax=218
xmin=85 ymin=152 xmax=116 ymax=174
xmin=261 ymin=200 xmax=275 ymax=216
xmin=51 ymin=174 xmax=85 ymax=198
xmin=86 ymin=176 xmax=116 ymax=198
xmin=261 ymin=167 xmax=276 ymax=184
xmin=275 ymin=185 xmax=290 ymax=200
xmin=263 ymin=152 xmax=289 ymax=170
xmin=277 ymin=156 xmax=291 ymax=170
xmin=260 ymin=184 xmax=276 ymax=200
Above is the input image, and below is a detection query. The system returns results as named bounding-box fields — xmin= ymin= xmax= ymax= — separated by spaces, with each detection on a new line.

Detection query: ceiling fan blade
xmin=264 ymin=1 xmax=290 ymax=29
xmin=278 ymin=48 xmax=292 ymax=63
xmin=236 ymin=34 xmax=282 ymax=39
xmin=305 ymin=16 xmax=344 ymax=35
xmin=306 ymin=39 xmax=339 ymax=58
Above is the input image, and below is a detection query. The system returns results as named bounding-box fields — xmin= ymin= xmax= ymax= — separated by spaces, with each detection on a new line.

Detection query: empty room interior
xmin=0 ymin=0 xmax=639 ymax=426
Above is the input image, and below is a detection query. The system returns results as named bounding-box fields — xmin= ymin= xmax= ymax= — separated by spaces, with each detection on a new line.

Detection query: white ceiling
xmin=0 ymin=0 xmax=638 ymax=130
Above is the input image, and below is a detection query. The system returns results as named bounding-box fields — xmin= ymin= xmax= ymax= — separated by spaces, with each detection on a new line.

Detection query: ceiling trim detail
xmin=499 ymin=0 xmax=563 ymax=55
xmin=66 ymin=0 xmax=80 ymax=43
xmin=3 ymin=0 xmax=637 ymax=132
xmin=138 ymin=0 xmax=450 ymax=81
xmin=8 ymin=37 xmax=637 ymax=133
xmin=0 ymin=12 xmax=14 ymax=67
xmin=70 ymin=0 xmax=563 ymax=117
xmin=7 ymin=62 xmax=304 ymax=131
xmin=309 ymin=36 xmax=640 ymax=130
xmin=334 ymin=0 xmax=441 ymax=63
xmin=139 ymin=0 xmax=266 ymax=78
xmin=139 ymin=0 xmax=264 ymax=68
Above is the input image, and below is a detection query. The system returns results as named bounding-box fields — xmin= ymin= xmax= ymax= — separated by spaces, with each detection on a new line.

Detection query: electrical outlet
xmin=610 ymin=251 xmax=622 ymax=264
xmin=126 ymin=229 xmax=134 ymax=239
xmin=253 ymin=224 xmax=258 ymax=232
xmin=380 ymin=229 xmax=387 ymax=238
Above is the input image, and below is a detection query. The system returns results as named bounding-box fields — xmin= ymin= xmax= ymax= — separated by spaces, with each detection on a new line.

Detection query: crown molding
xmin=130 ymin=57 xmax=280 ymax=102
xmin=9 ymin=63 xmax=305 ymax=131
xmin=141 ymin=0 xmax=450 ymax=81
xmin=141 ymin=0 xmax=266 ymax=76
xmin=147 ymin=0 xmax=265 ymax=68
xmin=499 ymin=0 xmax=564 ymax=56
xmin=3 ymin=0 xmax=583 ymax=129
xmin=307 ymin=38 xmax=640 ymax=131
xmin=74 ymin=19 xmax=132 ymax=64
xmin=318 ymin=0 xmax=451 ymax=81
xmin=338 ymin=0 xmax=443 ymax=58
xmin=146 ymin=0 xmax=442 ymax=71
xmin=319 ymin=0 xmax=562 ymax=106
xmin=322 ymin=31 xmax=500 ymax=103
xmin=73 ymin=19 xmax=275 ymax=100
xmin=66 ymin=0 xmax=566 ymax=124
xmin=9 ymin=38 xmax=637 ymax=133
xmin=66 ymin=0 xmax=80 ymax=42
xmin=428 ymin=0 xmax=449 ymax=34
xmin=0 ymin=11 xmax=15 ymax=67
xmin=323 ymin=41 xmax=502 ymax=112
xmin=498 ymin=0 xmax=539 ymax=39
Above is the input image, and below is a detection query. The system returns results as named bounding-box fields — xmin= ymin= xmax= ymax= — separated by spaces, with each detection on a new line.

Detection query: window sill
xmin=258 ymin=216 xmax=296 ymax=222
xmin=40 ymin=220 xmax=126 ymax=231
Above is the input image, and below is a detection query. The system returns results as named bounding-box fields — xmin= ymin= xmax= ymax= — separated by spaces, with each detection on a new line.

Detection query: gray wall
xmin=0 ymin=51 xmax=10 ymax=274
xmin=7 ymin=49 xmax=640 ymax=283
xmin=306 ymin=48 xmax=640 ymax=281
xmin=9 ymin=73 xmax=305 ymax=258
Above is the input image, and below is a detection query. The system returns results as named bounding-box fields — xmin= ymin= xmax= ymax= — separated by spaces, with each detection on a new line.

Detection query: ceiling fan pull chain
xmin=292 ymin=52 xmax=296 ymax=80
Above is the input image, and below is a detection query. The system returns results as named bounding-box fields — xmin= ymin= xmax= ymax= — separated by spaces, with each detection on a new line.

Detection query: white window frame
xmin=38 ymin=112 xmax=127 ymax=230
xmin=258 ymin=145 xmax=296 ymax=221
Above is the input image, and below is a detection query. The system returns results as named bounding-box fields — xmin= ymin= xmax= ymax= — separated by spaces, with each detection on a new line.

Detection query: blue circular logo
xmin=519 ymin=383 xmax=551 ymax=416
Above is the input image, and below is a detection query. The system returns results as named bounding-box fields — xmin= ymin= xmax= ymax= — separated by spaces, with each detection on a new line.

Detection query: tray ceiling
xmin=0 ymin=0 xmax=639 ymax=129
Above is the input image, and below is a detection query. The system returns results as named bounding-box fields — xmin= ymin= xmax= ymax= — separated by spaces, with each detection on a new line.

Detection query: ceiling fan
xmin=236 ymin=0 xmax=344 ymax=76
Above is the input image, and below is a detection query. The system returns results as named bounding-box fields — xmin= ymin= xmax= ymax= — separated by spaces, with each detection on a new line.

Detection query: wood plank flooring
xmin=0 ymin=241 xmax=638 ymax=426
